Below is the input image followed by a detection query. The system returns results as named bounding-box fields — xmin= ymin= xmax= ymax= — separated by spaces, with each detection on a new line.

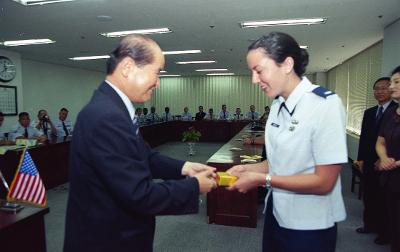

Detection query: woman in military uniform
xmin=227 ymin=32 xmax=347 ymax=252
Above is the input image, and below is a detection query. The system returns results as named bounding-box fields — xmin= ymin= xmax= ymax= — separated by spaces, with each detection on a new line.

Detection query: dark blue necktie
xmin=375 ymin=106 xmax=384 ymax=126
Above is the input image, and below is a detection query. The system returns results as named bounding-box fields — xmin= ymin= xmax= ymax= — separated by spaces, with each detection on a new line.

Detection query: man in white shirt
xmin=146 ymin=106 xmax=160 ymax=123
xmin=232 ymin=107 xmax=244 ymax=120
xmin=181 ymin=107 xmax=192 ymax=121
xmin=31 ymin=109 xmax=57 ymax=139
xmin=218 ymin=104 xmax=230 ymax=120
xmin=162 ymin=107 xmax=173 ymax=122
xmin=246 ymin=105 xmax=260 ymax=120
xmin=0 ymin=112 xmax=14 ymax=145
xmin=53 ymin=107 xmax=74 ymax=137
xmin=12 ymin=112 xmax=46 ymax=142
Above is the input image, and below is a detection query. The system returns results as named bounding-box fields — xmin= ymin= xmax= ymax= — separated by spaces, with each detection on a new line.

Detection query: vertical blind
xmin=150 ymin=76 xmax=275 ymax=116
xmin=327 ymin=42 xmax=383 ymax=135
xmin=147 ymin=41 xmax=382 ymax=136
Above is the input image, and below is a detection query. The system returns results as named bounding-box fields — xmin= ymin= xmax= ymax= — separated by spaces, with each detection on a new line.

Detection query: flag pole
xmin=0 ymin=169 xmax=10 ymax=192
xmin=0 ymin=163 xmax=24 ymax=213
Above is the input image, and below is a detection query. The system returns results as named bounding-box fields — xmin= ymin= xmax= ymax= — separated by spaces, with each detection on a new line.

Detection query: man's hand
xmin=194 ymin=170 xmax=217 ymax=193
xmin=182 ymin=161 xmax=216 ymax=178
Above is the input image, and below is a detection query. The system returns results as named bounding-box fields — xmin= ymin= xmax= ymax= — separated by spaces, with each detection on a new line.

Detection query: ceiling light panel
xmin=100 ymin=28 xmax=172 ymax=38
xmin=13 ymin=0 xmax=75 ymax=6
xmin=163 ymin=50 xmax=201 ymax=55
xmin=0 ymin=39 xmax=55 ymax=46
xmin=206 ymin=73 xmax=235 ymax=76
xmin=241 ymin=18 xmax=326 ymax=28
xmin=196 ymin=69 xmax=228 ymax=72
xmin=69 ymin=55 xmax=110 ymax=61
xmin=176 ymin=60 xmax=216 ymax=65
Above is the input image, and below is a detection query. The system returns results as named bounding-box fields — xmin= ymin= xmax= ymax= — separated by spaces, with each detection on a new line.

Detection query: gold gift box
xmin=217 ymin=172 xmax=238 ymax=187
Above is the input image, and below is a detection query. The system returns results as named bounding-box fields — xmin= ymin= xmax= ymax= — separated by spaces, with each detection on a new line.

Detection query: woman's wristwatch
xmin=265 ymin=173 xmax=272 ymax=189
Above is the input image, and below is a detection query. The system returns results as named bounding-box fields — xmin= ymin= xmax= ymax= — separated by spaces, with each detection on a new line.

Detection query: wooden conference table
xmin=0 ymin=205 xmax=49 ymax=252
xmin=0 ymin=119 xmax=260 ymax=241
xmin=207 ymin=125 xmax=264 ymax=228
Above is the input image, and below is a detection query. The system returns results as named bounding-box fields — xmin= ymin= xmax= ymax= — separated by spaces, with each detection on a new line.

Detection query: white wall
xmin=21 ymin=60 xmax=103 ymax=124
xmin=0 ymin=49 xmax=105 ymax=131
xmin=382 ymin=18 xmax=400 ymax=76
xmin=0 ymin=49 xmax=23 ymax=130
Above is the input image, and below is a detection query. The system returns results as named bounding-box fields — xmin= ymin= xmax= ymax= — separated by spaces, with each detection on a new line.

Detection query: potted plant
xmin=182 ymin=127 xmax=201 ymax=155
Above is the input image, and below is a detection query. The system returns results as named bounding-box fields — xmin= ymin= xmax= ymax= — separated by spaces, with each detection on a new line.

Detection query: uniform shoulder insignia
xmin=312 ymin=86 xmax=335 ymax=98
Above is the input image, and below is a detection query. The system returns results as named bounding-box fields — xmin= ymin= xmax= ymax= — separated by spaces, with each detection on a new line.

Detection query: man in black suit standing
xmin=356 ymin=77 xmax=396 ymax=245
xmin=64 ymin=35 xmax=216 ymax=252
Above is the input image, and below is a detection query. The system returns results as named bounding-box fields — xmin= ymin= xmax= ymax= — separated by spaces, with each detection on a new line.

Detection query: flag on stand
xmin=7 ymin=149 xmax=46 ymax=207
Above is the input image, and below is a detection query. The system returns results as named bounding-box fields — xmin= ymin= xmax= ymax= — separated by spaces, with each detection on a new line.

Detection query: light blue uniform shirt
xmin=265 ymin=77 xmax=347 ymax=230
xmin=181 ymin=112 xmax=192 ymax=121
xmin=11 ymin=124 xmax=43 ymax=141
xmin=246 ymin=111 xmax=260 ymax=120
xmin=218 ymin=111 xmax=230 ymax=120
xmin=53 ymin=118 xmax=74 ymax=137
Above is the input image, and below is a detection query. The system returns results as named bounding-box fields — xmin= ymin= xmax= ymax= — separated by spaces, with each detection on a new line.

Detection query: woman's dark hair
xmin=248 ymin=32 xmax=309 ymax=76
xmin=391 ymin=65 xmax=400 ymax=76
xmin=106 ymin=35 xmax=155 ymax=74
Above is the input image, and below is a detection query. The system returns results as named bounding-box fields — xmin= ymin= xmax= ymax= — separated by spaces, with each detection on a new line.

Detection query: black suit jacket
xmin=195 ymin=111 xmax=206 ymax=120
xmin=64 ymin=82 xmax=199 ymax=252
xmin=357 ymin=100 xmax=397 ymax=171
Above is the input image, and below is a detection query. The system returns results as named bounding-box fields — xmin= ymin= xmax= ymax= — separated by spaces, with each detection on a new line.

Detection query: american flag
xmin=7 ymin=149 xmax=46 ymax=207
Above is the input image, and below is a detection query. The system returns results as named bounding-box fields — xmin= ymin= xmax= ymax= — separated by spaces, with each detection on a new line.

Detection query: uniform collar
xmin=278 ymin=77 xmax=313 ymax=114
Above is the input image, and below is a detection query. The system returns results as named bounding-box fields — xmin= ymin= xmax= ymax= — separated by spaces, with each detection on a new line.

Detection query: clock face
xmin=0 ymin=56 xmax=16 ymax=82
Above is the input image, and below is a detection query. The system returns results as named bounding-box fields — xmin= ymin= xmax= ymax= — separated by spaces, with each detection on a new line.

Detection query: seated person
xmin=142 ymin=107 xmax=149 ymax=124
xmin=146 ymin=106 xmax=160 ymax=123
xmin=218 ymin=104 xmax=230 ymax=120
xmin=181 ymin=107 xmax=192 ymax=121
xmin=232 ymin=107 xmax=244 ymax=120
xmin=195 ymin=106 xmax=206 ymax=120
xmin=135 ymin=107 xmax=145 ymax=124
xmin=205 ymin=108 xmax=215 ymax=120
xmin=32 ymin=109 xmax=57 ymax=138
xmin=260 ymin=106 xmax=270 ymax=122
xmin=246 ymin=105 xmax=260 ymax=120
xmin=12 ymin=112 xmax=47 ymax=143
xmin=0 ymin=112 xmax=14 ymax=145
xmin=162 ymin=107 xmax=173 ymax=122
xmin=53 ymin=107 xmax=74 ymax=137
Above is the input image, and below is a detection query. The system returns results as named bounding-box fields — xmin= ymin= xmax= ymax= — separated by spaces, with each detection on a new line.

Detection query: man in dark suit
xmin=356 ymin=77 xmax=396 ymax=245
xmin=195 ymin=105 xmax=206 ymax=120
xmin=64 ymin=35 xmax=216 ymax=252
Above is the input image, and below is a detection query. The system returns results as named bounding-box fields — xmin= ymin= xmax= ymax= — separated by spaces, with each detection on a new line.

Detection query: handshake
xmin=182 ymin=162 xmax=218 ymax=193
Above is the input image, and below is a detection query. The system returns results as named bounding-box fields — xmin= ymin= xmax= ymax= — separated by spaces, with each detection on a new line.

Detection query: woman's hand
xmin=227 ymin=171 xmax=264 ymax=193
xmin=226 ymin=165 xmax=247 ymax=176
xmin=377 ymin=157 xmax=397 ymax=171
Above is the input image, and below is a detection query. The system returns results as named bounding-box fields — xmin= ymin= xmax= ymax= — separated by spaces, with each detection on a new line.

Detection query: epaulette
xmin=312 ymin=86 xmax=335 ymax=98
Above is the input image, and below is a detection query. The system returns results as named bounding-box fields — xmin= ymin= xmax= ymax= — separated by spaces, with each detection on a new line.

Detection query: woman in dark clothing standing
xmin=376 ymin=65 xmax=400 ymax=252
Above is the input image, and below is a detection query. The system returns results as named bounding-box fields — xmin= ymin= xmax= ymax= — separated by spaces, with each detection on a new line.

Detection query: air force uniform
xmin=265 ymin=77 xmax=347 ymax=231
xmin=54 ymin=118 xmax=73 ymax=137
xmin=10 ymin=125 xmax=44 ymax=141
